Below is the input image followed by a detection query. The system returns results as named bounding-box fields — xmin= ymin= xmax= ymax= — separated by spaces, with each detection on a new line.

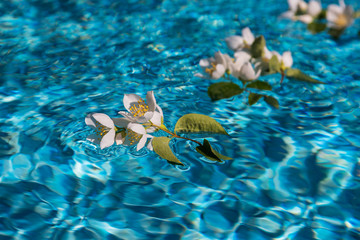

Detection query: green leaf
xmin=307 ymin=22 xmax=326 ymax=34
xmin=152 ymin=137 xmax=184 ymax=165
xmin=264 ymin=96 xmax=279 ymax=109
xmin=174 ymin=113 xmax=228 ymax=135
xmin=328 ymin=28 xmax=344 ymax=39
xmin=317 ymin=9 xmax=327 ymax=20
xmin=196 ymin=139 xmax=232 ymax=162
xmin=268 ymin=55 xmax=281 ymax=74
xmin=207 ymin=82 xmax=243 ymax=101
xmin=285 ymin=68 xmax=324 ymax=84
xmin=250 ymin=35 xmax=266 ymax=58
xmin=246 ymin=80 xmax=272 ymax=91
xmin=248 ymin=93 xmax=263 ymax=105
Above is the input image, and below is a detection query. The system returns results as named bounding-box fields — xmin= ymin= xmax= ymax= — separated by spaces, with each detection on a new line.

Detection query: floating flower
xmin=118 ymin=91 xmax=157 ymax=124
xmin=232 ymin=60 xmax=261 ymax=81
xmin=115 ymin=122 xmax=152 ymax=151
xmin=282 ymin=0 xmax=322 ymax=23
xmin=195 ymin=51 xmax=232 ymax=79
xmin=272 ymin=51 xmax=293 ymax=71
xmin=225 ymin=27 xmax=255 ymax=51
xmin=326 ymin=0 xmax=354 ymax=30
xmin=145 ymin=105 xmax=164 ymax=133
xmin=85 ymin=113 xmax=117 ymax=149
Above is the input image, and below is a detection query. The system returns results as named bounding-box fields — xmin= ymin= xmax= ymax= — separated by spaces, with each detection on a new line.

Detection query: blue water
xmin=1 ymin=0 xmax=360 ymax=239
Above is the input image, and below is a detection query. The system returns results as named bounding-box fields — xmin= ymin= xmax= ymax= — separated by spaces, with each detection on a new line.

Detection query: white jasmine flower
xmin=195 ymin=51 xmax=232 ymax=79
xmin=327 ymin=0 xmax=354 ymax=30
xmin=282 ymin=0 xmax=322 ymax=23
xmin=85 ymin=113 xmax=117 ymax=149
xmin=225 ymin=27 xmax=255 ymax=51
xmin=232 ymin=60 xmax=261 ymax=81
xmin=115 ymin=123 xmax=152 ymax=151
xmin=272 ymin=51 xmax=293 ymax=71
xmin=118 ymin=91 xmax=157 ymax=124
xmin=145 ymin=105 xmax=164 ymax=133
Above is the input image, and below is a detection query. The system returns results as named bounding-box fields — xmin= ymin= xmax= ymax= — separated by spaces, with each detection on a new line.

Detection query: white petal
xmin=92 ymin=113 xmax=114 ymax=129
xmin=149 ymin=111 xmax=162 ymax=126
xmin=123 ymin=93 xmax=142 ymax=112
xmin=128 ymin=123 xmax=146 ymax=135
xmin=112 ymin=118 xmax=131 ymax=128
xmin=263 ymin=47 xmax=272 ymax=60
xmin=85 ymin=113 xmax=96 ymax=129
xmin=86 ymin=134 xmax=100 ymax=145
xmin=225 ymin=35 xmax=244 ymax=51
xmin=214 ymin=51 xmax=227 ymax=67
xmin=339 ymin=0 xmax=345 ymax=9
xmin=298 ymin=14 xmax=313 ymax=24
xmin=199 ymin=58 xmax=211 ymax=67
xmin=135 ymin=111 xmax=154 ymax=123
xmin=288 ymin=0 xmax=300 ymax=11
xmin=115 ymin=132 xmax=125 ymax=145
xmin=282 ymin=51 xmax=293 ymax=68
xmin=136 ymin=135 xmax=147 ymax=151
xmin=308 ymin=1 xmax=322 ymax=17
xmin=117 ymin=111 xmax=137 ymax=121
xmin=240 ymin=62 xmax=256 ymax=81
xmin=234 ymin=51 xmax=251 ymax=63
xmin=280 ymin=11 xmax=295 ymax=19
xmin=242 ymin=27 xmax=255 ymax=45
xmin=147 ymin=138 xmax=153 ymax=151
xmin=100 ymin=129 xmax=115 ymax=149
xmin=212 ymin=64 xmax=225 ymax=79
xmin=146 ymin=91 xmax=156 ymax=112
xmin=327 ymin=4 xmax=343 ymax=17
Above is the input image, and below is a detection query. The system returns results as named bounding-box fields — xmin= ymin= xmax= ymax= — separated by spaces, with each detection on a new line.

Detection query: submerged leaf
xmin=264 ymin=96 xmax=279 ymax=109
xmin=152 ymin=137 xmax=184 ymax=165
xmin=248 ymin=92 xmax=263 ymax=105
xmin=208 ymin=82 xmax=243 ymax=101
xmin=174 ymin=114 xmax=228 ymax=135
xmin=196 ymin=139 xmax=232 ymax=162
xmin=328 ymin=28 xmax=344 ymax=39
xmin=251 ymin=35 xmax=266 ymax=58
xmin=246 ymin=80 xmax=272 ymax=91
xmin=285 ymin=68 xmax=324 ymax=84
xmin=307 ymin=22 xmax=327 ymax=34
xmin=268 ymin=55 xmax=281 ymax=74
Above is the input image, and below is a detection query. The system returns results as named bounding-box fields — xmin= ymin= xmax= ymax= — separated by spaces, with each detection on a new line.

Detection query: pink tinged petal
xmin=112 ymin=118 xmax=131 ymax=128
xmin=212 ymin=64 xmax=225 ymax=79
xmin=282 ymin=51 xmax=293 ymax=68
xmin=298 ymin=15 xmax=313 ymax=24
xmin=146 ymin=91 xmax=156 ymax=112
xmin=123 ymin=93 xmax=142 ymax=112
xmin=308 ymin=1 xmax=322 ymax=17
xmin=242 ymin=27 xmax=255 ymax=45
xmin=225 ymin=35 xmax=244 ymax=51
xmin=85 ymin=113 xmax=97 ymax=129
xmin=136 ymin=135 xmax=147 ymax=151
xmin=92 ymin=113 xmax=114 ymax=129
xmin=100 ymin=129 xmax=115 ymax=149
xmin=86 ymin=134 xmax=101 ymax=145
xmin=115 ymin=132 xmax=125 ymax=145
xmin=240 ymin=62 xmax=257 ymax=81
xmin=128 ymin=123 xmax=146 ymax=135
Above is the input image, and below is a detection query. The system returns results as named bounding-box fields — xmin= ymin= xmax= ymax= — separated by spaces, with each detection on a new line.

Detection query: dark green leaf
xmin=328 ymin=28 xmax=344 ymax=39
xmin=248 ymin=93 xmax=263 ymax=105
xmin=196 ymin=139 xmax=232 ymax=162
xmin=174 ymin=113 xmax=228 ymax=135
xmin=246 ymin=80 xmax=272 ymax=91
xmin=285 ymin=68 xmax=324 ymax=84
xmin=269 ymin=55 xmax=281 ymax=74
xmin=307 ymin=22 xmax=326 ymax=34
xmin=207 ymin=82 xmax=243 ymax=101
xmin=316 ymin=9 xmax=327 ymax=20
xmin=264 ymin=96 xmax=279 ymax=109
xmin=152 ymin=137 xmax=184 ymax=165
xmin=250 ymin=35 xmax=266 ymax=58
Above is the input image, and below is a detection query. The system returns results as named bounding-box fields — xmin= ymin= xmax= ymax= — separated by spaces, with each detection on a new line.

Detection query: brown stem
xmin=280 ymin=70 xmax=285 ymax=84
xmin=151 ymin=124 xmax=202 ymax=146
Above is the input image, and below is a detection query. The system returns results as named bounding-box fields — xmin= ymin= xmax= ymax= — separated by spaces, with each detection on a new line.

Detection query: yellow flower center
xmin=205 ymin=62 xmax=217 ymax=75
xmin=126 ymin=129 xmax=141 ymax=145
xmin=129 ymin=99 xmax=149 ymax=117
xmin=335 ymin=14 xmax=348 ymax=28
xmin=95 ymin=124 xmax=110 ymax=141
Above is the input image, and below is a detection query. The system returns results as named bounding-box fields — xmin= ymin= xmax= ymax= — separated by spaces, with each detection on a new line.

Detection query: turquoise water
xmin=1 ymin=0 xmax=360 ymax=239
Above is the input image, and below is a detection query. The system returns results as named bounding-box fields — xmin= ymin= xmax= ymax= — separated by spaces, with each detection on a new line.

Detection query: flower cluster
xmin=282 ymin=0 xmax=356 ymax=38
xmin=196 ymin=27 xmax=293 ymax=83
xmin=85 ymin=91 xmax=162 ymax=150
